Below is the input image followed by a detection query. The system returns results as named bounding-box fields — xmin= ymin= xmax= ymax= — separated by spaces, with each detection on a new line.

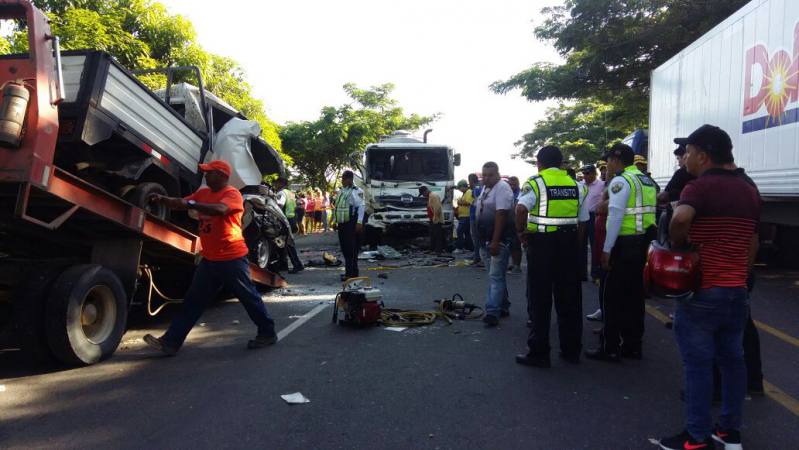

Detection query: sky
xmin=161 ymin=0 xmax=564 ymax=181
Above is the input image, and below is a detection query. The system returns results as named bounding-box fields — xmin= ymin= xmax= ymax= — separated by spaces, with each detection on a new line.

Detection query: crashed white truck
xmin=360 ymin=131 xmax=460 ymax=246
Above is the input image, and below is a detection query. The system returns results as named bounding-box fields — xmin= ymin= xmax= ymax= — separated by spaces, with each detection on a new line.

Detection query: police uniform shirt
xmin=517 ymin=184 xmax=591 ymax=224
xmin=338 ymin=186 xmax=366 ymax=223
xmin=602 ymin=175 xmax=631 ymax=253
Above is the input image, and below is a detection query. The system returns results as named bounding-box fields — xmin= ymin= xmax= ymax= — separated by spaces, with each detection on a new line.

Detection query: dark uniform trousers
xmin=600 ymin=234 xmax=647 ymax=354
xmin=526 ymin=230 xmax=583 ymax=357
xmin=338 ymin=219 xmax=359 ymax=278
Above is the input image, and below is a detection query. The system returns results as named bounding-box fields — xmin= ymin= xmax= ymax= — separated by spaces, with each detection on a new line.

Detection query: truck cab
xmin=361 ymin=131 xmax=459 ymax=239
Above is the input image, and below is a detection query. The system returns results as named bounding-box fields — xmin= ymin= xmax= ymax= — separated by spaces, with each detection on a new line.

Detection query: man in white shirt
xmin=581 ymin=164 xmax=604 ymax=281
xmin=476 ymin=162 xmax=515 ymax=327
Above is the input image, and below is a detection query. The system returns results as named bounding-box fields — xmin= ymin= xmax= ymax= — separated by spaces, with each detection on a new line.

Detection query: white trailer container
xmin=649 ymin=0 xmax=799 ymax=262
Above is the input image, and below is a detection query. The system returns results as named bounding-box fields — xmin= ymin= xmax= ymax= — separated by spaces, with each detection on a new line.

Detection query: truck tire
xmin=126 ymin=182 xmax=170 ymax=221
xmin=45 ymin=264 xmax=128 ymax=366
xmin=11 ymin=267 xmax=64 ymax=365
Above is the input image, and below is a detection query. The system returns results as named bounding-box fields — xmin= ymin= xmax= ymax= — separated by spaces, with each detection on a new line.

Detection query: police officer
xmin=274 ymin=177 xmax=304 ymax=274
xmin=515 ymin=146 xmax=590 ymax=368
xmin=585 ymin=143 xmax=657 ymax=362
xmin=334 ymin=170 xmax=365 ymax=281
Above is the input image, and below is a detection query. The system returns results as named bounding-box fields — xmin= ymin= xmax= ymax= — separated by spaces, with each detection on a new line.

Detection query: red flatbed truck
xmin=0 ymin=0 xmax=285 ymax=366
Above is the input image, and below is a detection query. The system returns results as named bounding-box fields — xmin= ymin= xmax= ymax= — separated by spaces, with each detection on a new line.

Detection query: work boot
xmin=143 ymin=334 xmax=178 ymax=356
xmin=288 ymin=266 xmax=304 ymax=274
xmin=247 ymin=333 xmax=278 ymax=349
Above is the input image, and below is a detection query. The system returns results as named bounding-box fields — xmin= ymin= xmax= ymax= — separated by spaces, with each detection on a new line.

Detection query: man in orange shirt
xmin=143 ymin=160 xmax=277 ymax=355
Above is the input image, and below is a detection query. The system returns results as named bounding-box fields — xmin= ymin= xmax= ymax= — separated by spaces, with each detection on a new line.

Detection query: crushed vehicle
xmin=360 ymin=130 xmax=460 ymax=244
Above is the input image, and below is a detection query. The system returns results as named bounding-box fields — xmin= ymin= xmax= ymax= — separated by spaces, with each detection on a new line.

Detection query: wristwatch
xmin=187 ymin=199 xmax=197 ymax=209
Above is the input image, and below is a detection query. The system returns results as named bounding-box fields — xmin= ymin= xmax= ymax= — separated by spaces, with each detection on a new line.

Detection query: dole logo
xmin=743 ymin=22 xmax=799 ymax=121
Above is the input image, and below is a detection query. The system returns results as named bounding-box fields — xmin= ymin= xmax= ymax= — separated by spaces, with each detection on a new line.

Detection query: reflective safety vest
xmin=283 ymin=190 xmax=296 ymax=219
xmin=617 ymin=165 xmax=657 ymax=236
xmin=525 ymin=168 xmax=580 ymax=233
xmin=335 ymin=187 xmax=356 ymax=223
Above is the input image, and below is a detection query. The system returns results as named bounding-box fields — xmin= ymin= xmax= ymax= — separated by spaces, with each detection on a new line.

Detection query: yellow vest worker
xmin=586 ymin=143 xmax=657 ymax=362
xmin=514 ymin=146 xmax=590 ymax=368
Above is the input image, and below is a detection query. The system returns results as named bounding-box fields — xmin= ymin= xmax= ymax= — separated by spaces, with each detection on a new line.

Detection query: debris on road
xmin=377 ymin=245 xmax=402 ymax=259
xmin=281 ymin=392 xmax=310 ymax=404
xmin=384 ymin=327 xmax=407 ymax=332
xmin=231 ymin=320 xmax=240 ymax=325
xmin=377 ymin=273 xmax=388 ymax=279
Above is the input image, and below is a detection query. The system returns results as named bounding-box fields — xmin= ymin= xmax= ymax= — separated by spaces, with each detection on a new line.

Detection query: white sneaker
xmin=586 ymin=309 xmax=603 ymax=321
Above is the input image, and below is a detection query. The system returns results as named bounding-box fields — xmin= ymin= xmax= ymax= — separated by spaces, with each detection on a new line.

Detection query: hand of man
xmin=489 ymin=240 xmax=500 ymax=257
xmin=356 ymin=223 xmax=363 ymax=234
xmin=518 ymin=232 xmax=528 ymax=247
xmin=601 ymin=251 xmax=611 ymax=271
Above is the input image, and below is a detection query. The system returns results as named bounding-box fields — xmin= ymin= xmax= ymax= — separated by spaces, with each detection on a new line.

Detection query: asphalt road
xmin=1 ymin=232 xmax=798 ymax=449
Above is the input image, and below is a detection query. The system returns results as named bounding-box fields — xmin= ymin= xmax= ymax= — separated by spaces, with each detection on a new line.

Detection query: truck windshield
xmin=367 ymin=148 xmax=449 ymax=182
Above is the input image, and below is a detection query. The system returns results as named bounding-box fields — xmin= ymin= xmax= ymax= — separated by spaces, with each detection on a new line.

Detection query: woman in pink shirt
xmin=304 ymin=191 xmax=316 ymax=233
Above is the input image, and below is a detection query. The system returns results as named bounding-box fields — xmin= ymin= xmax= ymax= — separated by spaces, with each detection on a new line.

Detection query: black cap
xmin=580 ymin=164 xmax=596 ymax=173
xmin=673 ymin=144 xmax=686 ymax=156
xmin=601 ymin=143 xmax=635 ymax=165
xmin=673 ymin=124 xmax=733 ymax=162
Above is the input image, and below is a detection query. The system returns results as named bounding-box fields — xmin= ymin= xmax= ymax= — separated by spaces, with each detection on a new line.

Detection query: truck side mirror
xmin=453 ymin=153 xmax=461 ymax=166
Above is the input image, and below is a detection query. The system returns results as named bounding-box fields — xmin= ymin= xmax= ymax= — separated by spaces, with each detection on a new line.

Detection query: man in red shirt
xmin=143 ymin=160 xmax=277 ymax=355
xmin=658 ymin=125 xmax=760 ymax=450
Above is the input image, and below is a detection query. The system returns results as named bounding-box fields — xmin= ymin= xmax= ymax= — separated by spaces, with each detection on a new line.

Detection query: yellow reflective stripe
xmin=624 ymin=206 xmax=657 ymax=214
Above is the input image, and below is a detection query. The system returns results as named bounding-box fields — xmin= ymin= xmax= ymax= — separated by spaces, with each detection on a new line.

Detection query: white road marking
xmin=277 ymin=303 xmax=329 ymax=341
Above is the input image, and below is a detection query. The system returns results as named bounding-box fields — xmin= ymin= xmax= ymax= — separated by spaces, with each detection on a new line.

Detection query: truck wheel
xmin=126 ymin=182 xmax=170 ymax=221
xmin=251 ymin=237 xmax=271 ymax=269
xmin=45 ymin=265 xmax=128 ymax=366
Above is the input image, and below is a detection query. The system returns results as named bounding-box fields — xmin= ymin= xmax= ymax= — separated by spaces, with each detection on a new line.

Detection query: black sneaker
xmin=658 ymin=430 xmax=714 ymax=450
xmin=288 ymin=267 xmax=304 ymax=274
xmin=712 ymin=425 xmax=742 ymax=450
xmin=143 ymin=334 xmax=178 ymax=356
xmin=500 ymin=310 xmax=510 ymax=318
xmin=247 ymin=333 xmax=278 ymax=349
xmin=515 ymin=353 xmax=551 ymax=368
xmin=483 ymin=315 xmax=499 ymax=328
xmin=584 ymin=348 xmax=621 ymax=363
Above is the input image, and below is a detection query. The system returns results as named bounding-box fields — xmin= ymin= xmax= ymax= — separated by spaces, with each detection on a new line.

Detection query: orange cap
xmin=198 ymin=160 xmax=232 ymax=177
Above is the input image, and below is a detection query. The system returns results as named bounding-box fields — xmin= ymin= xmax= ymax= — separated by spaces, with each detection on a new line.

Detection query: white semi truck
xmin=649 ymin=0 xmax=799 ymax=265
xmin=360 ymin=131 xmax=460 ymax=243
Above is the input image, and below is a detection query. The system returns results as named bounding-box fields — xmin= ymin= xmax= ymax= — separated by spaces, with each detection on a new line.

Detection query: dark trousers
xmin=586 ymin=212 xmax=598 ymax=279
xmin=288 ymin=217 xmax=298 ymax=234
xmin=526 ymin=231 xmax=583 ymax=357
xmin=162 ymin=257 xmax=275 ymax=347
xmin=430 ymin=222 xmax=445 ymax=253
xmin=600 ymin=235 xmax=646 ymax=354
xmin=456 ymin=217 xmax=473 ymax=250
xmin=338 ymin=220 xmax=359 ymax=278
xmin=287 ymin=244 xmax=303 ymax=270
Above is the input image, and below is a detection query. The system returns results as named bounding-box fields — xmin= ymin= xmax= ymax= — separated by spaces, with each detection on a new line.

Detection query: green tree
xmin=493 ymin=0 xmax=750 ymax=161
xmin=516 ymin=100 xmax=630 ymax=166
xmin=280 ymin=83 xmax=437 ymax=188
xmin=3 ymin=0 xmax=282 ymax=153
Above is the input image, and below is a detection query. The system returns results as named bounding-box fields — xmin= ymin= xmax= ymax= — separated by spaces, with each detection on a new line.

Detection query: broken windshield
xmin=366 ymin=148 xmax=449 ymax=182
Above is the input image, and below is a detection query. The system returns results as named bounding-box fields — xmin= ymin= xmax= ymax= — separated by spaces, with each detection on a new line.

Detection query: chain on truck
xmin=0 ymin=0 xmax=288 ymax=366
xmin=359 ymin=130 xmax=461 ymax=245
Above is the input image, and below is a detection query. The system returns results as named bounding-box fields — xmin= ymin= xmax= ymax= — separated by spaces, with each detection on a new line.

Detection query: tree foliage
xmin=3 ymin=0 xmax=282 ymax=152
xmin=280 ymin=83 xmax=437 ymax=188
xmin=493 ymin=0 xmax=750 ymax=163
